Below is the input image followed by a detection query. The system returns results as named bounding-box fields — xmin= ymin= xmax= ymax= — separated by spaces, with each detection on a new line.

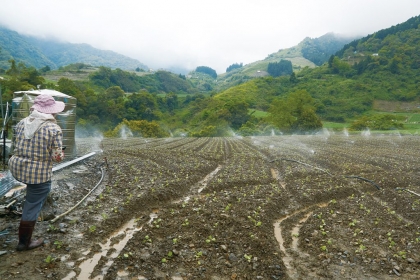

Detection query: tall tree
xmin=267 ymin=60 xmax=293 ymax=77
xmin=269 ymin=90 xmax=322 ymax=133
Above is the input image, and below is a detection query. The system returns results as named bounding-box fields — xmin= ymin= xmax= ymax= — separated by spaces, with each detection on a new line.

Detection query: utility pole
xmin=0 ymin=77 xmax=9 ymax=169
xmin=0 ymin=77 xmax=3 ymax=124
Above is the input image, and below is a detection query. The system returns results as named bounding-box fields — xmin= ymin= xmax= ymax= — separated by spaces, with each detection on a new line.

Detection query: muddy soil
xmin=0 ymin=134 xmax=420 ymax=280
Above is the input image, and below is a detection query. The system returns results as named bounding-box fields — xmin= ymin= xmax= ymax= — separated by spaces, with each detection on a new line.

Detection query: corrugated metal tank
xmin=12 ymin=89 xmax=77 ymax=158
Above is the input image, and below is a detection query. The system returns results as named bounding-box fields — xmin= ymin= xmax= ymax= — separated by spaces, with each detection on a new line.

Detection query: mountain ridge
xmin=0 ymin=26 xmax=148 ymax=71
xmin=212 ymin=32 xmax=358 ymax=91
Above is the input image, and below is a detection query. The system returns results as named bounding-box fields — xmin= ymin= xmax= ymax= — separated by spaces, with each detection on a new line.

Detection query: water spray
xmin=269 ymin=157 xmax=381 ymax=190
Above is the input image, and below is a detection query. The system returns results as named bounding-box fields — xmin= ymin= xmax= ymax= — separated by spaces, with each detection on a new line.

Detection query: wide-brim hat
xmin=31 ymin=94 xmax=65 ymax=114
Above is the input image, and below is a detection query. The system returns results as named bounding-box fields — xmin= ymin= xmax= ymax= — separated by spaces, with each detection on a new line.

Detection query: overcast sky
xmin=0 ymin=0 xmax=419 ymax=73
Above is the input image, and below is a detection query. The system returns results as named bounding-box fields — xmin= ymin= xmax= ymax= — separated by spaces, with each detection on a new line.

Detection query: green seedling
xmin=48 ymin=224 xmax=58 ymax=232
xmin=143 ymin=235 xmax=152 ymax=243
xmin=44 ymin=255 xmax=55 ymax=264
xmin=89 ymin=225 xmax=96 ymax=233
xmin=182 ymin=219 xmax=189 ymax=226
xmin=397 ymin=251 xmax=406 ymax=259
xmin=349 ymin=219 xmax=357 ymax=227
xmin=356 ymin=244 xmax=366 ymax=253
xmin=153 ymin=218 xmax=162 ymax=228
xmin=206 ymin=235 xmax=216 ymax=243
xmin=195 ymin=250 xmax=204 ymax=264
xmin=54 ymin=240 xmax=63 ymax=249
xmin=244 ymin=254 xmax=252 ymax=262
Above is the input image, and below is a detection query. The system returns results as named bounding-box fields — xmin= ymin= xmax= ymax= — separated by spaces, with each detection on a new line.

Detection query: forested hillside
xmin=0 ymin=26 xmax=148 ymax=71
xmin=1 ymin=16 xmax=419 ymax=137
xmin=0 ymin=27 xmax=54 ymax=70
xmin=213 ymin=33 xmax=357 ymax=91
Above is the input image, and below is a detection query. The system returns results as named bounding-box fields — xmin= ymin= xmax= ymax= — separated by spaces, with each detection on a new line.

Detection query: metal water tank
xmin=12 ymin=89 xmax=77 ymax=158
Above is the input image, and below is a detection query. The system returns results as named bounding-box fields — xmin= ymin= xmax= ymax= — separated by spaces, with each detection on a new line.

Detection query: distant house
xmin=372 ymin=53 xmax=379 ymax=56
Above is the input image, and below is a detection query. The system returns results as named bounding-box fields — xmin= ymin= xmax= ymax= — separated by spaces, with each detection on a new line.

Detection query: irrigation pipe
xmin=50 ymin=166 xmax=105 ymax=223
xmin=344 ymin=175 xmax=381 ymax=190
xmin=269 ymin=158 xmax=333 ymax=176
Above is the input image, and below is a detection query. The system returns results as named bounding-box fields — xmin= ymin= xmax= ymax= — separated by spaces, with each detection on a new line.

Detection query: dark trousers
xmin=21 ymin=181 xmax=51 ymax=221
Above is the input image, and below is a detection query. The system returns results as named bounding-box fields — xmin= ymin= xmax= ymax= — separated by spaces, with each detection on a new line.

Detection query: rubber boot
xmin=16 ymin=221 xmax=44 ymax=251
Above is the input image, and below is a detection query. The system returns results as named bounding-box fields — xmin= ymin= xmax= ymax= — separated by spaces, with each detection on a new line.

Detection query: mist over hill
xmin=0 ymin=26 xmax=148 ymax=71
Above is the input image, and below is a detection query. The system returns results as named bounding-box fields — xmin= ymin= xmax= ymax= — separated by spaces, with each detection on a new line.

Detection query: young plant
xmin=206 ymin=235 xmax=216 ymax=243
xmin=48 ymin=224 xmax=58 ymax=232
xmin=44 ymin=255 xmax=55 ymax=264
xmin=143 ymin=235 xmax=152 ymax=243
xmin=355 ymin=244 xmax=366 ymax=253
xmin=182 ymin=219 xmax=189 ymax=226
xmin=89 ymin=225 xmax=96 ymax=233
xmin=54 ymin=240 xmax=63 ymax=249
xmin=244 ymin=254 xmax=252 ymax=262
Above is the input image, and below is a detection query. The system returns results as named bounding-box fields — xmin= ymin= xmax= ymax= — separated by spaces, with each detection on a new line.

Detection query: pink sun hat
xmin=31 ymin=94 xmax=65 ymax=114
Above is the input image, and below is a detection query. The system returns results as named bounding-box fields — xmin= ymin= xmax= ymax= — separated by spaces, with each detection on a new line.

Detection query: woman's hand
xmin=51 ymin=147 xmax=65 ymax=162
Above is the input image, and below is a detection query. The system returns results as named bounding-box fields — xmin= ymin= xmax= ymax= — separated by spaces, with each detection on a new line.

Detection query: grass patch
xmin=407 ymin=113 xmax=420 ymax=122
xmin=322 ymin=122 xmax=350 ymax=130
xmin=249 ymin=109 xmax=268 ymax=118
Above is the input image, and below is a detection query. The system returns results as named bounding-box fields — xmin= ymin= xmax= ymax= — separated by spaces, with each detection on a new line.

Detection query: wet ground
xmin=0 ymin=133 xmax=420 ymax=279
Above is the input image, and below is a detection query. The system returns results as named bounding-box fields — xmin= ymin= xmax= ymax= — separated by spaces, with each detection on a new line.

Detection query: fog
xmin=0 ymin=0 xmax=419 ymax=73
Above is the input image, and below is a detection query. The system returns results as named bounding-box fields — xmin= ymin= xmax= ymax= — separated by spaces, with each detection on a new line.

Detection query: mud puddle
xmin=273 ymin=202 xmax=329 ymax=278
xmin=63 ymin=212 xmax=158 ymax=280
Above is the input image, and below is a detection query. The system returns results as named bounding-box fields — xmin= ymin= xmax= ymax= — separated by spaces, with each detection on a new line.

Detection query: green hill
xmin=214 ymin=33 xmax=357 ymax=91
xmin=0 ymin=27 xmax=54 ymax=70
xmin=185 ymin=15 xmax=420 ymax=135
xmin=2 ymin=16 xmax=420 ymax=136
xmin=0 ymin=26 xmax=148 ymax=71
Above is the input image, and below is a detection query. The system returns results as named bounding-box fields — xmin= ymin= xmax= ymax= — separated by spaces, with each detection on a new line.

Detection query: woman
xmin=9 ymin=94 xmax=65 ymax=251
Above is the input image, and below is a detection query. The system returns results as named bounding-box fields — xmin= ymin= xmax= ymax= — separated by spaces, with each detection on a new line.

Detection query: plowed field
xmin=1 ymin=134 xmax=420 ymax=279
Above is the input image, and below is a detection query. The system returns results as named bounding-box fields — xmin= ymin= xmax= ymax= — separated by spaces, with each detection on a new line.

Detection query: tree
xmin=349 ymin=114 xmax=404 ymax=131
xmin=269 ymin=90 xmax=322 ymax=133
xmin=107 ymin=119 xmax=169 ymax=138
xmin=6 ymin=59 xmax=19 ymax=77
xmin=164 ymin=93 xmax=178 ymax=113
xmin=89 ymin=66 xmax=113 ymax=89
xmin=293 ymin=108 xmax=322 ymax=131
xmin=95 ymin=86 xmax=126 ymax=126
xmin=40 ymin=65 xmax=51 ymax=73
xmin=124 ymin=92 xmax=160 ymax=121
xmin=221 ymin=100 xmax=250 ymax=130
xmin=267 ymin=60 xmax=292 ymax=77
xmin=57 ymin=78 xmax=87 ymax=115
xmin=289 ymin=72 xmax=297 ymax=83
xmin=195 ymin=66 xmax=217 ymax=79
xmin=226 ymin=63 xmax=243 ymax=72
